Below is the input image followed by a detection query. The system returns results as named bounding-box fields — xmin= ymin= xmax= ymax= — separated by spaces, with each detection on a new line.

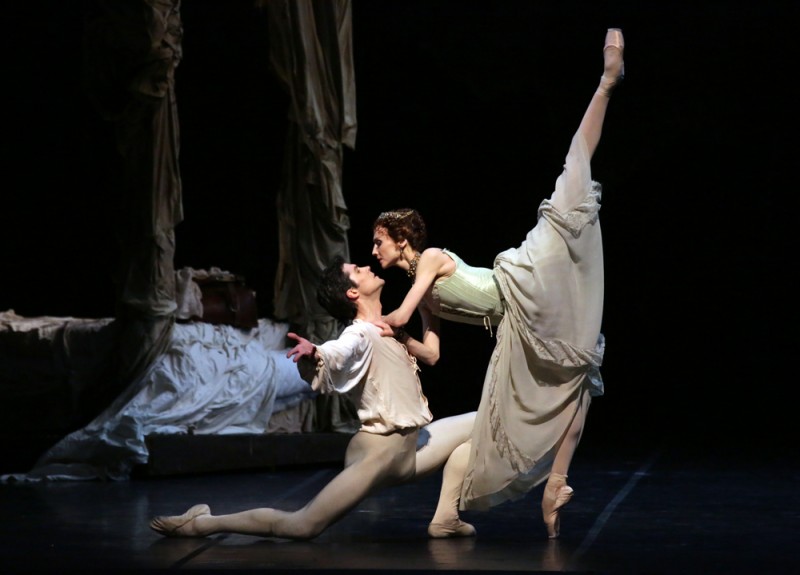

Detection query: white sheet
xmin=1 ymin=318 xmax=315 ymax=482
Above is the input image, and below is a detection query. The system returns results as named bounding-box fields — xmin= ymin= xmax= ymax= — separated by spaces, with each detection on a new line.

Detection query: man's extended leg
xmin=151 ymin=430 xmax=418 ymax=540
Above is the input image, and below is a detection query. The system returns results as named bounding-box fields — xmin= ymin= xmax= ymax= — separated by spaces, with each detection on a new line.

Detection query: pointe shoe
xmin=427 ymin=519 xmax=477 ymax=539
xmin=150 ymin=503 xmax=211 ymax=537
xmin=542 ymin=473 xmax=574 ymax=539
xmin=597 ymin=28 xmax=625 ymax=97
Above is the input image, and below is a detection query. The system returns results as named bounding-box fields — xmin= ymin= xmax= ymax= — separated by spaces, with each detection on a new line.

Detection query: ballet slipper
xmin=427 ymin=519 xmax=477 ymax=539
xmin=542 ymin=473 xmax=574 ymax=539
xmin=597 ymin=28 xmax=625 ymax=97
xmin=150 ymin=503 xmax=211 ymax=537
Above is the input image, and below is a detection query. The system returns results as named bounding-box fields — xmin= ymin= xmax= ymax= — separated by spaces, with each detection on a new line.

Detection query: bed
xmin=0 ymin=309 xmax=330 ymax=481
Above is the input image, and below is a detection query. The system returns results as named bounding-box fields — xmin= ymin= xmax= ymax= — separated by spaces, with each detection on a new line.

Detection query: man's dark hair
xmin=317 ymin=255 xmax=358 ymax=322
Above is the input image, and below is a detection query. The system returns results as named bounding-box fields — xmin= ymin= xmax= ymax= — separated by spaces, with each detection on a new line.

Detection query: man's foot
xmin=427 ymin=519 xmax=477 ymax=539
xmin=150 ymin=504 xmax=210 ymax=537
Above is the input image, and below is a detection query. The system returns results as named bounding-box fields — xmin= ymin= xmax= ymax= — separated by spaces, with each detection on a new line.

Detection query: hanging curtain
xmin=265 ymin=0 xmax=357 ymax=345
xmin=84 ymin=0 xmax=184 ymax=389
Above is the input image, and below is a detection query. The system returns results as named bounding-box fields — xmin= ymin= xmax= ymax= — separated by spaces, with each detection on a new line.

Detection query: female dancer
xmin=371 ymin=29 xmax=624 ymax=539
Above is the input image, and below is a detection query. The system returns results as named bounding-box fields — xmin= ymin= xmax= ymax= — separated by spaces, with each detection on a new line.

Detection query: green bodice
xmin=428 ymin=250 xmax=504 ymax=326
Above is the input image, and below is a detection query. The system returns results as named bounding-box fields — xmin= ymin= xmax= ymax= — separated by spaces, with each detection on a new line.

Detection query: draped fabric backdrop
xmin=83 ymin=0 xmax=184 ymax=393
xmin=265 ymin=0 xmax=357 ymax=345
xmin=82 ymin=0 xmax=358 ymax=383
xmin=83 ymin=0 xmax=360 ymax=434
xmin=265 ymin=0 xmax=359 ymax=432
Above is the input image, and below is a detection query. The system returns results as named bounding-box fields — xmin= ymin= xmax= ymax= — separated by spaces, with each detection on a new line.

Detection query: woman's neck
xmin=406 ymin=250 xmax=421 ymax=282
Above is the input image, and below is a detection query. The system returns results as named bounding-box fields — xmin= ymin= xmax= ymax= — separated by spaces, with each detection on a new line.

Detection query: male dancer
xmin=150 ymin=256 xmax=476 ymax=540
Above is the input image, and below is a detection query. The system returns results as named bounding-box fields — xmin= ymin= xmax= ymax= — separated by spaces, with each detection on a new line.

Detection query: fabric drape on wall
xmin=266 ymin=0 xmax=357 ymax=345
xmin=84 ymin=0 xmax=184 ymax=389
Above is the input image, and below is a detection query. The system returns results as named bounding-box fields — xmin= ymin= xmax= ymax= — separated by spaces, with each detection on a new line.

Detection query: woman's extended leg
xmin=551 ymin=28 xmax=624 ymax=213
xmin=580 ymin=28 xmax=624 ymax=159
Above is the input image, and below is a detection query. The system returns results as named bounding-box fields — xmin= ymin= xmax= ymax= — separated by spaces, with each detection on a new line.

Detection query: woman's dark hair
xmin=373 ymin=208 xmax=427 ymax=251
xmin=316 ymin=255 xmax=358 ymax=322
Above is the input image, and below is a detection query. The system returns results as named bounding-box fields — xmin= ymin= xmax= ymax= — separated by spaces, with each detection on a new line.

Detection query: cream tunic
xmin=311 ymin=320 xmax=433 ymax=434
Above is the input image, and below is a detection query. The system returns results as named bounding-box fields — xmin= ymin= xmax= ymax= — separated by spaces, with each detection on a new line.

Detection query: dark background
xmin=2 ymin=1 xmax=793 ymax=455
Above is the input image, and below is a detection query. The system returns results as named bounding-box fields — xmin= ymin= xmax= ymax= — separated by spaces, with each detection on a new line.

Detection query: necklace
xmin=407 ymin=252 xmax=421 ymax=282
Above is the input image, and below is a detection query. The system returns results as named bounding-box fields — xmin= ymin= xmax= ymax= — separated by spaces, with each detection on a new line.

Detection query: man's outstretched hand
xmin=286 ymin=332 xmax=316 ymax=363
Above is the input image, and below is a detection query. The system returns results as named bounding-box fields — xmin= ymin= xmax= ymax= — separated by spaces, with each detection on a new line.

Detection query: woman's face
xmin=372 ymin=226 xmax=402 ymax=269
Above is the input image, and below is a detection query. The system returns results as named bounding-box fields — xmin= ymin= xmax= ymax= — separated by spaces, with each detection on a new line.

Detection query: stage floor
xmin=2 ymin=437 xmax=796 ymax=575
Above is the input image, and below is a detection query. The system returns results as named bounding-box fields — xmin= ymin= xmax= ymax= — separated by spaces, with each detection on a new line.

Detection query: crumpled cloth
xmin=175 ymin=266 xmax=240 ymax=321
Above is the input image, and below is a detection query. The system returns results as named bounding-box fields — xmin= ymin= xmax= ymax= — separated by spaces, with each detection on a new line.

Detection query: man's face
xmin=343 ymin=263 xmax=384 ymax=297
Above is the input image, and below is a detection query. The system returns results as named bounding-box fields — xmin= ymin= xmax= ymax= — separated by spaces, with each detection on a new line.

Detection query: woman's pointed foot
xmin=150 ymin=504 xmax=211 ymax=537
xmin=542 ymin=473 xmax=574 ymax=539
xmin=597 ymin=28 xmax=625 ymax=97
xmin=428 ymin=519 xmax=477 ymax=539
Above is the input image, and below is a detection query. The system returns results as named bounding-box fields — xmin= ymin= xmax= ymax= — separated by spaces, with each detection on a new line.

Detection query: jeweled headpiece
xmin=376 ymin=209 xmax=415 ymax=225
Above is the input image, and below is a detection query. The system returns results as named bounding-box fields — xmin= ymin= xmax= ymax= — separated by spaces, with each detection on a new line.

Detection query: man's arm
xmin=286 ymin=331 xmax=316 ymax=362
xmin=286 ymin=332 xmax=318 ymax=383
xmin=286 ymin=326 xmax=372 ymax=392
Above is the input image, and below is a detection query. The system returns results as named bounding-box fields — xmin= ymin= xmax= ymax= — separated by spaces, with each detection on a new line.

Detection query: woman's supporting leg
xmin=550 ymin=392 xmax=590 ymax=477
xmin=542 ymin=389 xmax=591 ymax=538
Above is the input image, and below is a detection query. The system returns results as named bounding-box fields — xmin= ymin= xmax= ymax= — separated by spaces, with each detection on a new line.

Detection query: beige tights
xmin=551 ymin=30 xmax=623 ymax=214
xmin=158 ymin=413 xmax=477 ymax=540
xmin=542 ymin=390 xmax=591 ymax=538
xmin=551 ymin=391 xmax=590 ymax=476
xmin=187 ymin=429 xmax=419 ymax=540
xmin=414 ymin=412 xmax=476 ymax=525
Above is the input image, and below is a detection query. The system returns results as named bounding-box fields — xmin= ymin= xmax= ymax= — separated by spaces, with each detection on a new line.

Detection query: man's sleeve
xmin=311 ymin=324 xmax=373 ymax=394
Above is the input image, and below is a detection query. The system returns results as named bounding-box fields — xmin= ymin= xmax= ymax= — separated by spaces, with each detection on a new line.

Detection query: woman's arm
xmin=396 ymin=305 xmax=441 ymax=366
xmin=383 ymin=248 xmax=451 ymax=327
